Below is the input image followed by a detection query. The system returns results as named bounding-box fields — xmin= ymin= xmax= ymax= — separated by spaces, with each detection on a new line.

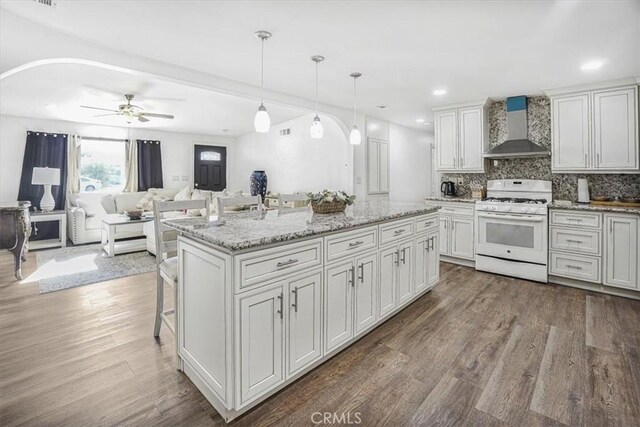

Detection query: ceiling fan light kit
xmin=349 ymin=72 xmax=362 ymax=145
xmin=310 ymin=55 xmax=325 ymax=139
xmin=254 ymin=30 xmax=272 ymax=133
xmin=80 ymin=93 xmax=174 ymax=124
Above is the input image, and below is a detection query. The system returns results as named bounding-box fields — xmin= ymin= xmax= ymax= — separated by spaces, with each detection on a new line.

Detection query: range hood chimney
xmin=484 ymin=96 xmax=550 ymax=159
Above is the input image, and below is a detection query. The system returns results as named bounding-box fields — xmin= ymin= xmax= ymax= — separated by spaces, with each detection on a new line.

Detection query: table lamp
xmin=31 ymin=167 xmax=60 ymax=212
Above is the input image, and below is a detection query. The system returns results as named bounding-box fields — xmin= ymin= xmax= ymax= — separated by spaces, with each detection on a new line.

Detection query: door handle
xmin=277 ymin=258 xmax=299 ymax=269
xmin=401 ymin=248 xmax=407 ymax=264
xmin=430 ymin=236 xmax=435 ymax=251
xmin=394 ymin=229 xmax=406 ymax=235
xmin=425 ymin=239 xmax=430 ymax=252
xmin=348 ymin=266 xmax=355 ymax=287
xmin=358 ymin=263 xmax=364 ymax=283
xmin=394 ymin=250 xmax=400 ymax=266
xmin=424 ymin=221 xmax=434 ymax=227
xmin=348 ymin=240 xmax=364 ymax=248
xmin=195 ymin=183 xmax=199 ymax=187
xmin=277 ymin=292 xmax=283 ymax=320
xmin=291 ymin=287 xmax=298 ymax=312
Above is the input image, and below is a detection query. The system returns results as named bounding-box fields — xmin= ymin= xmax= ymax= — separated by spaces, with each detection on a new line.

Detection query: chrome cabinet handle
xmin=277 ymin=258 xmax=299 ymax=269
xmin=349 ymin=240 xmax=364 ymax=248
xmin=566 ymin=239 xmax=584 ymax=244
xmin=567 ymin=265 xmax=583 ymax=270
xmin=277 ymin=293 xmax=283 ymax=320
xmin=424 ymin=221 xmax=434 ymax=227
xmin=394 ymin=229 xmax=406 ymax=235
xmin=401 ymin=248 xmax=407 ymax=264
xmin=358 ymin=263 xmax=364 ymax=283
xmin=348 ymin=266 xmax=355 ymax=287
xmin=394 ymin=251 xmax=400 ymax=266
xmin=425 ymin=239 xmax=430 ymax=252
xmin=291 ymin=287 xmax=298 ymax=312
xmin=430 ymin=236 xmax=435 ymax=251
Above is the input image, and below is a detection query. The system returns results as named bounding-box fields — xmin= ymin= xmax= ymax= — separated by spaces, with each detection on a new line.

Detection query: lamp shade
xmin=32 ymin=167 xmax=60 ymax=185
xmin=349 ymin=126 xmax=362 ymax=145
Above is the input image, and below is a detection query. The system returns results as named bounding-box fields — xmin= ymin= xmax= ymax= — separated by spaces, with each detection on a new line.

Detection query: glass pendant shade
xmin=254 ymin=104 xmax=270 ymax=133
xmin=349 ymin=125 xmax=362 ymax=145
xmin=310 ymin=115 xmax=323 ymax=139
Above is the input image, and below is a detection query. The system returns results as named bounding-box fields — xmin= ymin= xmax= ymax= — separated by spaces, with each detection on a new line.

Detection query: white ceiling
xmin=0 ymin=63 xmax=308 ymax=136
xmin=1 ymin=0 xmax=639 ymax=130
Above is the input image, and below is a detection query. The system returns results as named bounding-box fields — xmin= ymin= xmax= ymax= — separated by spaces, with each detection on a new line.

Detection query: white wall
xmin=388 ymin=123 xmax=433 ymax=202
xmin=230 ymin=114 xmax=351 ymax=194
xmin=0 ymin=114 xmax=234 ymax=202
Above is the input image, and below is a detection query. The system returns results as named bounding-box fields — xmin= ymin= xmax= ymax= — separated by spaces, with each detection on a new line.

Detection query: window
xmin=79 ymin=138 xmax=126 ymax=193
xmin=200 ymin=151 xmax=221 ymax=161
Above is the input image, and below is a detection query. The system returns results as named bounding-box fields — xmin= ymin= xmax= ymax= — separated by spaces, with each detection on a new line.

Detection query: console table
xmin=29 ymin=210 xmax=67 ymax=250
xmin=0 ymin=202 xmax=31 ymax=280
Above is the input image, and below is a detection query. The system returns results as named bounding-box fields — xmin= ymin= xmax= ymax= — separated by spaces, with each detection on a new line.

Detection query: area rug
xmin=34 ymin=244 xmax=156 ymax=294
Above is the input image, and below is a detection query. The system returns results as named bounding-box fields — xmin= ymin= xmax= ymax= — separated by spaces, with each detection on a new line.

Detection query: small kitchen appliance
xmin=441 ymin=181 xmax=455 ymax=197
xmin=577 ymin=179 xmax=589 ymax=204
xmin=475 ymin=179 xmax=552 ymax=283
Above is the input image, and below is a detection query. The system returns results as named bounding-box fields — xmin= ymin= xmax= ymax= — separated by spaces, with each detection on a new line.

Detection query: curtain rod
xmin=79 ymin=136 xmax=129 ymax=142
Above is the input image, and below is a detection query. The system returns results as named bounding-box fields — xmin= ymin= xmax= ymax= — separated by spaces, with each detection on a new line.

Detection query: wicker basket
xmin=311 ymin=201 xmax=347 ymax=214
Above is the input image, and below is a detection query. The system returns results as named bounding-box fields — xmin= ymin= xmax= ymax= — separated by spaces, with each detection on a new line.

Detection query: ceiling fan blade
xmin=81 ymin=105 xmax=120 ymax=113
xmin=139 ymin=112 xmax=174 ymax=119
xmin=93 ymin=113 xmax=120 ymax=117
xmin=138 ymin=116 xmax=150 ymax=123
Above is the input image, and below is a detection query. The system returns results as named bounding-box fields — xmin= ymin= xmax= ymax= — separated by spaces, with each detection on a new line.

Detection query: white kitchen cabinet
xmin=593 ymin=87 xmax=638 ymax=171
xmin=550 ymin=83 xmax=639 ymax=173
xmin=604 ymin=214 xmax=638 ymax=290
xmin=426 ymin=232 xmax=440 ymax=286
xmin=379 ymin=246 xmax=398 ymax=318
xmin=434 ymin=100 xmax=488 ymax=172
xmin=439 ymin=217 xmax=448 ymax=255
xmin=552 ymin=94 xmax=590 ymax=170
xmin=397 ymin=240 xmax=414 ymax=305
xmin=287 ymin=272 xmax=322 ymax=376
xmin=415 ymin=231 xmax=440 ymax=293
xmin=238 ymin=284 xmax=285 ymax=405
xmin=367 ymin=138 xmax=390 ymax=194
xmin=354 ymin=253 xmax=377 ymax=335
xmin=324 ymin=261 xmax=354 ymax=353
xmin=450 ymin=217 xmax=475 ymax=259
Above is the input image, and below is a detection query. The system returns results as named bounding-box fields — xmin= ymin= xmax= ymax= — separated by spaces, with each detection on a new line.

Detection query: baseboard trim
xmin=440 ymin=255 xmax=475 ymax=268
xmin=549 ymin=275 xmax=640 ymax=300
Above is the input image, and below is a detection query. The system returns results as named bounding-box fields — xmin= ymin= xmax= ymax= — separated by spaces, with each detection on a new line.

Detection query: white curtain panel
xmin=65 ymin=134 xmax=81 ymax=208
xmin=123 ymin=139 xmax=138 ymax=192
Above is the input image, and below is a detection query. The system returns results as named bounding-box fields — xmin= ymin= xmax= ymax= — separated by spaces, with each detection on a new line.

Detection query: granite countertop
xmin=165 ymin=200 xmax=441 ymax=251
xmin=425 ymin=196 xmax=478 ymax=204
xmin=549 ymin=202 xmax=640 ymax=216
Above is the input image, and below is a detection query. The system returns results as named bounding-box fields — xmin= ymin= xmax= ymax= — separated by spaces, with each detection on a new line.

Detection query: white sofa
xmin=67 ymin=188 xmax=179 ymax=245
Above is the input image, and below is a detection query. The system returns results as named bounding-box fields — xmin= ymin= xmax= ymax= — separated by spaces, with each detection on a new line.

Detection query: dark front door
xmin=194 ymin=145 xmax=227 ymax=191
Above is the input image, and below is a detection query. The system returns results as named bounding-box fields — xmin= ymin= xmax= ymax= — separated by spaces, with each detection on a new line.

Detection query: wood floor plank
xmin=411 ymin=374 xmax=483 ymax=426
xmin=586 ymin=294 xmax=624 ymax=352
xmin=475 ymin=324 xmax=549 ymax=424
xmin=530 ymin=326 xmax=587 ymax=425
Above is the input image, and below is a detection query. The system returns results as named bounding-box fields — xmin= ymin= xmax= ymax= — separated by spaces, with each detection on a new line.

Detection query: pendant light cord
xmin=260 ymin=37 xmax=265 ymax=104
xmin=353 ymin=76 xmax=357 ymax=124
xmin=315 ymin=61 xmax=319 ymax=114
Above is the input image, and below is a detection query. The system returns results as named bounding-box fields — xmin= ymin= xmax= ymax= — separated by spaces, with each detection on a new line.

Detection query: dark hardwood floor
xmin=1 ymin=250 xmax=639 ymax=426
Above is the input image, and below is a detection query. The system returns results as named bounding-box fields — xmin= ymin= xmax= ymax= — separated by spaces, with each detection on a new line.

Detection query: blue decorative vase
xmin=250 ymin=170 xmax=268 ymax=202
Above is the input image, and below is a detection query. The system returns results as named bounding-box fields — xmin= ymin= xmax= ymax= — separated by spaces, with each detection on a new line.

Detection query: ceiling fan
xmin=80 ymin=94 xmax=174 ymax=123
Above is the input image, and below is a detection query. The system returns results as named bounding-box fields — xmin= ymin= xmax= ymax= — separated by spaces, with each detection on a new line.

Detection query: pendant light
xmin=349 ymin=72 xmax=362 ymax=145
xmin=254 ymin=30 xmax=272 ymax=133
xmin=310 ymin=55 xmax=325 ymax=139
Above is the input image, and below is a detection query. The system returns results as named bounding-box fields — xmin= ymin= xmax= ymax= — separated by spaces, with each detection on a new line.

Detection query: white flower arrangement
xmin=306 ymin=189 xmax=356 ymax=205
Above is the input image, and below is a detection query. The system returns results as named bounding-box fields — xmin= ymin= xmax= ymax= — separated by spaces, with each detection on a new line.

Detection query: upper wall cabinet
xmin=550 ymin=83 xmax=639 ymax=173
xmin=368 ymin=138 xmax=390 ymax=194
xmin=433 ymin=100 xmax=489 ymax=173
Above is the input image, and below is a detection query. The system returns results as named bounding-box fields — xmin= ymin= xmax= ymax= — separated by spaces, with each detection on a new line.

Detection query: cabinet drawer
xmin=325 ymin=227 xmax=377 ymax=262
xmin=235 ymin=239 xmax=322 ymax=291
xmin=549 ymin=251 xmax=601 ymax=283
xmin=415 ymin=214 xmax=439 ymax=234
xmin=379 ymin=220 xmax=414 ymax=246
xmin=438 ymin=203 xmax=474 ymax=217
xmin=550 ymin=210 xmax=601 ymax=228
xmin=550 ymin=226 xmax=601 ymax=255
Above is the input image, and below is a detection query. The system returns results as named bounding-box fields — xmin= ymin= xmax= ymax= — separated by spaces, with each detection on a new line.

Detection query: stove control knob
xmin=491 ymin=206 xmax=497 ymax=211
xmin=528 ymin=208 xmax=537 ymax=214
xmin=504 ymin=206 xmax=512 ymax=212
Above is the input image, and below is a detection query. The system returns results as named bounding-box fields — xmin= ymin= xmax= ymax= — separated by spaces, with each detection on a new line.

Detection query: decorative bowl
xmin=125 ymin=209 xmax=143 ymax=220
xmin=311 ymin=201 xmax=346 ymax=214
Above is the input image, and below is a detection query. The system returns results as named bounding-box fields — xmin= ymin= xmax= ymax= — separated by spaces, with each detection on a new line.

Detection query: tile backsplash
xmin=442 ymin=97 xmax=640 ymax=201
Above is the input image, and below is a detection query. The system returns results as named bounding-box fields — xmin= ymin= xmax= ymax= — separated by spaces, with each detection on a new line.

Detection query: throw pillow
xmin=188 ymin=189 xmax=212 ymax=216
xmin=174 ymin=186 xmax=192 ymax=201
xmin=136 ymin=191 xmax=169 ymax=211
xmin=76 ymin=198 xmax=106 ymax=217
xmin=210 ymin=189 xmax=227 ymax=214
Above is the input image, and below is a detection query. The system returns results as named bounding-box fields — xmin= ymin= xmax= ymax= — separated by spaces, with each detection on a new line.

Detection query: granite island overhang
xmin=164 ymin=200 xmax=441 ymax=422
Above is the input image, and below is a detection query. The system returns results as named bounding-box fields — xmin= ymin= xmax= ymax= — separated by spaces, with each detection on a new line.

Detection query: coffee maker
xmin=441 ymin=181 xmax=455 ymax=197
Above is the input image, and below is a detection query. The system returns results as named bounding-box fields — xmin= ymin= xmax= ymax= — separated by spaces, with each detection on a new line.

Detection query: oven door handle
xmin=476 ymin=213 xmax=545 ymax=222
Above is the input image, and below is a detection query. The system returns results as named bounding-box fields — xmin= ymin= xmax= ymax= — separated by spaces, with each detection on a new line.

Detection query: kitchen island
xmin=165 ymin=201 xmax=440 ymax=422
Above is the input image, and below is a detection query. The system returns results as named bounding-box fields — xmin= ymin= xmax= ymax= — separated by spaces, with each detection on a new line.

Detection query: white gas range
xmin=475 ymin=179 xmax=552 ymax=283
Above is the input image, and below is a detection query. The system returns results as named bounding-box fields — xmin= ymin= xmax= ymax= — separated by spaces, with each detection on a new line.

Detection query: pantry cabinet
xmin=550 ymin=83 xmax=639 ymax=173
xmin=434 ymin=100 xmax=489 ymax=173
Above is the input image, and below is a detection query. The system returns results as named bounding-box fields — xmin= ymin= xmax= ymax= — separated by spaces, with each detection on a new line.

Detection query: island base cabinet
xmin=287 ymin=272 xmax=322 ymax=376
xmin=397 ymin=241 xmax=414 ymax=305
xmin=237 ymin=284 xmax=285 ymax=407
xmin=416 ymin=231 xmax=440 ymax=293
xmin=354 ymin=253 xmax=378 ymax=335
xmin=324 ymin=261 xmax=354 ymax=354
xmin=604 ymin=214 xmax=638 ymax=290
xmin=379 ymin=246 xmax=398 ymax=318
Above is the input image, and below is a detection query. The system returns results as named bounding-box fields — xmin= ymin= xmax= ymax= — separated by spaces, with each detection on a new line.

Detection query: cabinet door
xmin=287 ymin=272 xmax=322 ymax=376
xmin=427 ymin=232 xmax=440 ymax=286
xmin=238 ymin=285 xmax=284 ymax=405
xmin=593 ymin=87 xmax=639 ymax=171
xmin=324 ymin=261 xmax=354 ymax=353
xmin=415 ymin=236 xmax=429 ymax=293
xmin=354 ymin=253 xmax=377 ymax=335
xmin=367 ymin=138 xmax=380 ymax=193
xmin=439 ymin=217 xmax=449 ymax=255
xmin=379 ymin=139 xmax=390 ymax=193
xmin=379 ymin=246 xmax=398 ymax=318
xmin=604 ymin=215 xmax=638 ymax=289
xmin=552 ymin=94 xmax=591 ymax=170
xmin=458 ymin=107 xmax=484 ymax=171
xmin=450 ymin=217 xmax=474 ymax=259
xmin=397 ymin=240 xmax=414 ymax=305
xmin=435 ymin=110 xmax=458 ymax=170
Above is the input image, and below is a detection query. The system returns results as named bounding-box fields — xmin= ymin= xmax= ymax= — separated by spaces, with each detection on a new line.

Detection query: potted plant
xmin=306 ymin=190 xmax=356 ymax=214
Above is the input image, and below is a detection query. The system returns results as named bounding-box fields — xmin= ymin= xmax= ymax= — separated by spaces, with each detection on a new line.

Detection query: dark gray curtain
xmin=137 ymin=139 xmax=163 ymax=191
xmin=18 ymin=131 xmax=68 ymax=240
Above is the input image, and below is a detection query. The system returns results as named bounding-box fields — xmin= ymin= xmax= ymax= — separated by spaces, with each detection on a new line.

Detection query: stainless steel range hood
xmin=484 ymin=96 xmax=550 ymax=159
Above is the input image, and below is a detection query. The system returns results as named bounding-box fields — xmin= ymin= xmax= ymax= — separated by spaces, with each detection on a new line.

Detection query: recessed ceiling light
xmin=416 ymin=118 xmax=425 ymax=123
xmin=433 ymin=89 xmax=447 ymax=96
xmin=423 ymin=122 xmax=432 ymax=126
xmin=581 ymin=60 xmax=604 ymax=71
xmin=376 ymin=105 xmax=389 ymax=109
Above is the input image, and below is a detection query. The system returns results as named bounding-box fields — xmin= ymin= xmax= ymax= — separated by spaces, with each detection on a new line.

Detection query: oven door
xmin=476 ymin=212 xmax=548 ymax=264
